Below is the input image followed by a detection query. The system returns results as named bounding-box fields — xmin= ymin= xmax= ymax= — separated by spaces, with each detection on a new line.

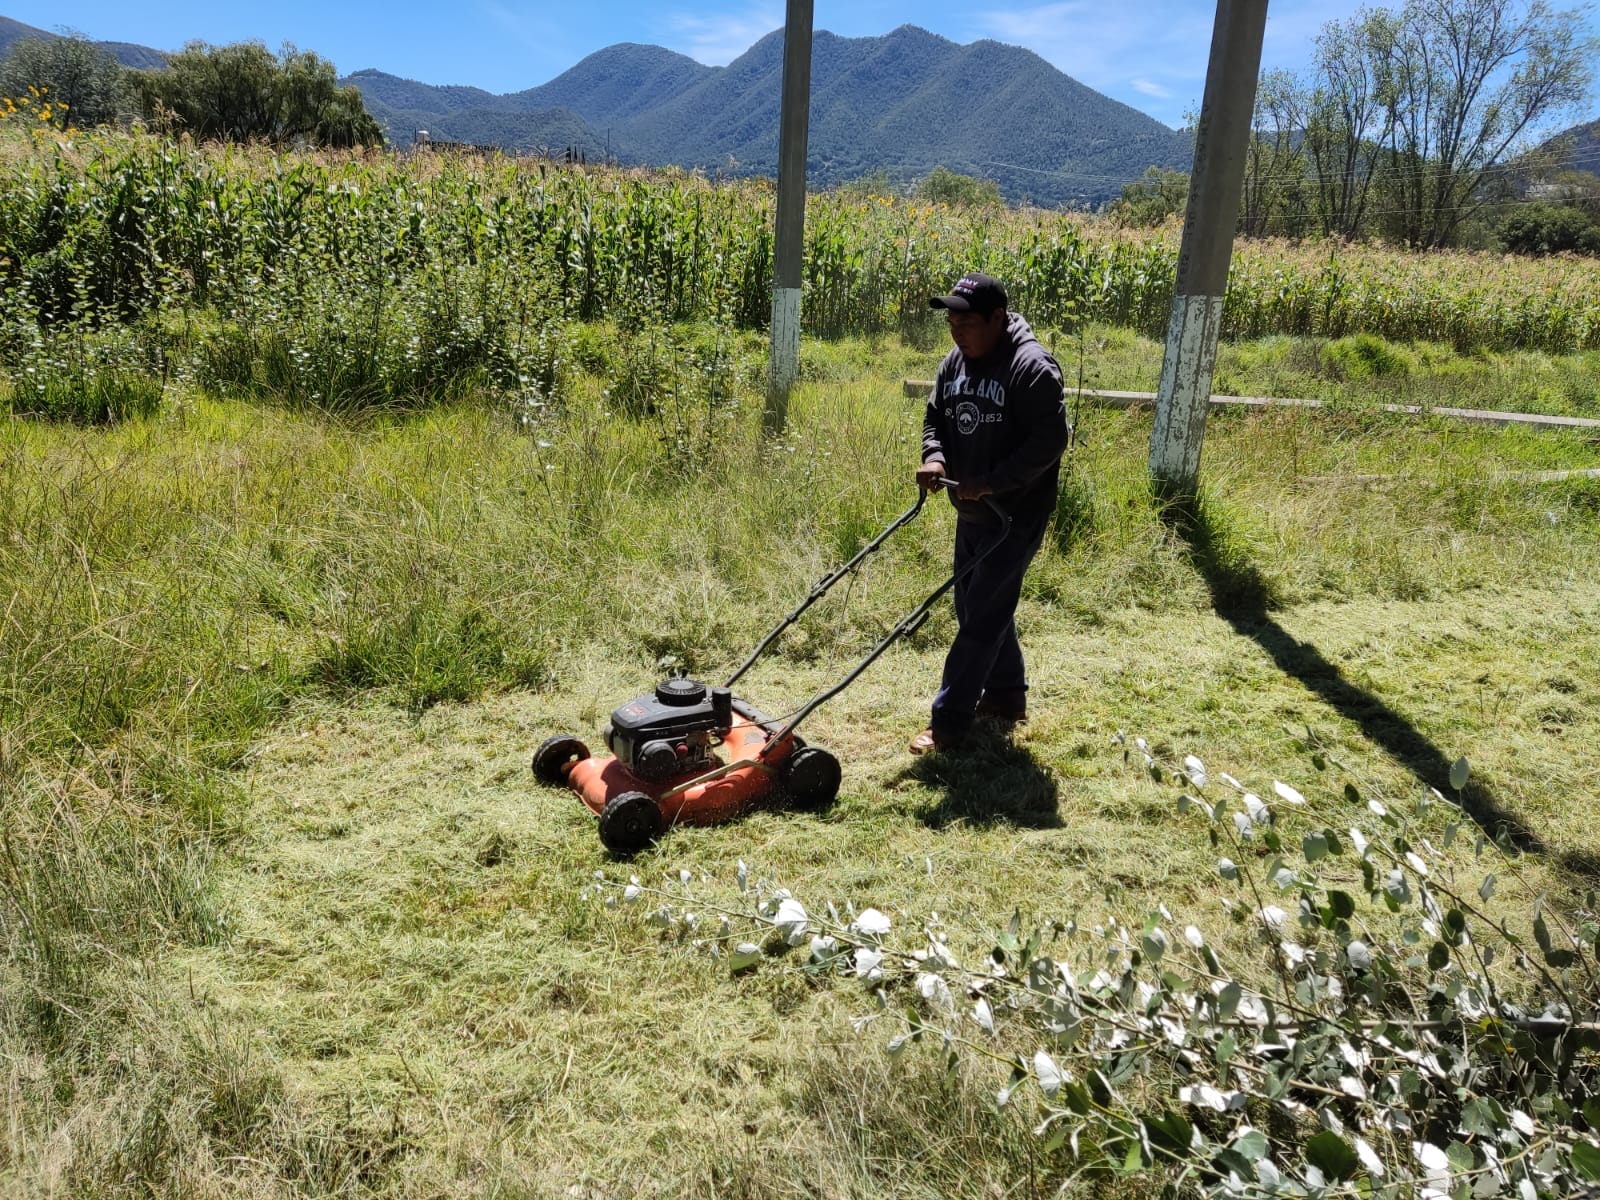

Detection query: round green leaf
xmin=1234 ymin=1129 xmax=1270 ymax=1162
xmin=1305 ymin=1130 xmax=1358 ymax=1181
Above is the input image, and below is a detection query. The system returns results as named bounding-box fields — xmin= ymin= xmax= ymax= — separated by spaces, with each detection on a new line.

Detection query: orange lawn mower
xmin=531 ymin=481 xmax=1011 ymax=854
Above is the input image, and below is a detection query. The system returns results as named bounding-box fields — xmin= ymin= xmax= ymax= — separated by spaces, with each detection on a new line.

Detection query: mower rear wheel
xmin=533 ymin=735 xmax=590 ymax=786
xmin=783 ymin=746 xmax=842 ymax=810
xmin=598 ymin=791 xmax=664 ymax=855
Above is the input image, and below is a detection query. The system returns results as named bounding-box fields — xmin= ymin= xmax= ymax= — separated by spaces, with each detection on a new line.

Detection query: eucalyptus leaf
xmin=1062 ymin=1080 xmax=1092 ymax=1115
xmin=1414 ymin=1140 xmax=1450 ymax=1177
xmin=973 ymin=997 xmax=995 ymax=1034
xmin=1033 ymin=1049 xmax=1063 ymax=1097
xmin=851 ymin=908 xmax=892 ymax=938
xmin=1217 ymin=981 xmax=1242 ymax=1021
xmin=728 ymin=943 xmax=762 ymax=972
xmin=1144 ymin=1110 xmax=1194 ymax=1153
xmin=1449 ymin=756 xmax=1470 ymax=791
xmin=1233 ymin=1129 xmax=1269 ymax=1162
xmin=1305 ymin=1131 xmax=1358 ymax=1181
xmin=1572 ymin=1140 xmax=1600 ymax=1181
xmin=772 ymin=897 xmax=808 ymax=946
xmin=1273 ymin=780 xmax=1306 ymax=805
xmin=1179 ymin=1084 xmax=1231 ymax=1111
xmin=1256 ymin=1158 xmax=1281 ymax=1190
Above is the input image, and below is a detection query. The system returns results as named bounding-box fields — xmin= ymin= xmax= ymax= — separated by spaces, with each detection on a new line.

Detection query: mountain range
xmin=345 ymin=26 xmax=1197 ymax=207
xmin=0 ymin=15 xmax=165 ymax=69
xmin=4 ymin=14 xmax=1598 ymax=208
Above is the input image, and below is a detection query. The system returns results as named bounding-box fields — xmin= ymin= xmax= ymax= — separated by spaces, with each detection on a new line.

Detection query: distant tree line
xmin=1110 ymin=0 xmax=1599 ymax=255
xmin=0 ymin=32 xmax=382 ymax=148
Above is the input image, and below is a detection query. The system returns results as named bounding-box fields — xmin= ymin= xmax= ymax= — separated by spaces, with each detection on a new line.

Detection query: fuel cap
xmin=655 ymin=677 xmax=708 ymax=706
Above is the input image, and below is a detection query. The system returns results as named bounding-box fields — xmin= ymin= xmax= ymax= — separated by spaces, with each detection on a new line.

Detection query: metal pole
xmin=1148 ymin=0 xmax=1269 ymax=497
xmin=765 ymin=0 xmax=814 ymax=433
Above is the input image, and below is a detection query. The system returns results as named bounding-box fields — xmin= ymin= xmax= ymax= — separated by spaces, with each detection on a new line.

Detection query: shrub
xmin=1109 ymin=167 xmax=1189 ymax=227
xmin=915 ymin=166 xmax=1003 ymax=209
xmin=1500 ymin=204 xmax=1600 ymax=256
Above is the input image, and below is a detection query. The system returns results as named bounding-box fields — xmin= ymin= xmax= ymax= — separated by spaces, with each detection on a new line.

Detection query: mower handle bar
xmin=764 ymin=489 xmax=1010 ymax=747
xmin=722 ymin=480 xmax=1011 ymax=748
xmin=723 ymin=477 xmax=985 ymax=692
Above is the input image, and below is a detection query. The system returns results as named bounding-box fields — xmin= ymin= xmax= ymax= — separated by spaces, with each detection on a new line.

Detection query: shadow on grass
xmin=891 ymin=724 xmax=1063 ymax=830
xmin=1161 ymin=490 xmax=1600 ymax=883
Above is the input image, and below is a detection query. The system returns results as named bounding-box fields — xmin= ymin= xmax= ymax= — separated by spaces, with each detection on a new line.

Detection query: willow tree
xmin=131 ymin=41 xmax=383 ymax=148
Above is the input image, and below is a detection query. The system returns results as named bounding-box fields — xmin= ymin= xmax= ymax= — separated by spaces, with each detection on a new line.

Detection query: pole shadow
xmin=890 ymin=724 xmax=1064 ymax=830
xmin=1161 ymin=493 xmax=1600 ymax=882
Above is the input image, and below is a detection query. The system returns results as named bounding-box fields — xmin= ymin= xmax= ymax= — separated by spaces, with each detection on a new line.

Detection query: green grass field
xmin=5 ymin=318 xmax=1600 ymax=1196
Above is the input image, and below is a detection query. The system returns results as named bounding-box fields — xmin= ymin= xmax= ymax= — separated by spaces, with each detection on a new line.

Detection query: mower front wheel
xmin=598 ymin=791 xmax=664 ymax=855
xmin=783 ymin=747 xmax=842 ymax=810
xmin=533 ymin=735 xmax=590 ymax=786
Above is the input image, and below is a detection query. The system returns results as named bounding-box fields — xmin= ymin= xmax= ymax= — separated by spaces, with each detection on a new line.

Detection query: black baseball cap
xmin=930 ymin=273 xmax=1008 ymax=316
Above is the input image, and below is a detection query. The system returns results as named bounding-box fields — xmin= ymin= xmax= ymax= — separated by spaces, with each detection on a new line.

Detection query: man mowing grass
xmin=911 ymin=272 xmax=1070 ymax=755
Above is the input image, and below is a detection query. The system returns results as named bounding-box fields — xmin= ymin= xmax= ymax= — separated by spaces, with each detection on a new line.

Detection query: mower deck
xmin=568 ymin=713 xmax=795 ymax=826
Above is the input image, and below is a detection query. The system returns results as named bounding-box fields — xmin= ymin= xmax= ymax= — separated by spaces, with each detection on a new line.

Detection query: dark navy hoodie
xmin=921 ymin=312 xmax=1070 ymax=523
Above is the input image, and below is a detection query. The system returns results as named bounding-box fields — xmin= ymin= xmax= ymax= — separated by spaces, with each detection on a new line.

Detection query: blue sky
xmin=6 ymin=1 xmax=1597 ymax=129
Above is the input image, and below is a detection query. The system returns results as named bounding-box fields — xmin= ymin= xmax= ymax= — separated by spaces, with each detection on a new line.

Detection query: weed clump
xmin=1318 ymin=332 xmax=1414 ymax=381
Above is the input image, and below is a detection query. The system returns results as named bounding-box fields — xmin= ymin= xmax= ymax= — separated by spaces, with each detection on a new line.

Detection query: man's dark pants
xmin=930 ymin=505 xmax=1051 ymax=739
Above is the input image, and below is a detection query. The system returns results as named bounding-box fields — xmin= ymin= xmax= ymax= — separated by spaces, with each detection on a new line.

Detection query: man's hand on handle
xmin=915 ymin=461 xmax=993 ymax=502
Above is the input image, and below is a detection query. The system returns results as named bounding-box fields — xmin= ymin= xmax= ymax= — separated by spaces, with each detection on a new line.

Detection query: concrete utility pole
xmin=765 ymin=0 xmax=814 ymax=432
xmin=1148 ymin=0 xmax=1269 ymax=497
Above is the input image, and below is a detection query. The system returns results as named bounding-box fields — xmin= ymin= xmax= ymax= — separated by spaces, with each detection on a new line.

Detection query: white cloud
xmin=665 ymin=4 xmax=784 ymax=65
xmin=1131 ymin=79 xmax=1170 ymax=98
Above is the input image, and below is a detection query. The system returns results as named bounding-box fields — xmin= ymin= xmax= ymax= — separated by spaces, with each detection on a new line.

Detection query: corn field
xmin=2 ymin=125 xmax=1600 ymax=420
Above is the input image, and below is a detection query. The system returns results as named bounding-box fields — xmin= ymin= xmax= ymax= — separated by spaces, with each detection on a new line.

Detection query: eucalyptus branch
xmin=584 ymin=733 xmax=1600 ymax=1199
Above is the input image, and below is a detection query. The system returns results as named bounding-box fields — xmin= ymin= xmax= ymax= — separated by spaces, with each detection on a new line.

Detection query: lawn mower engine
xmin=604 ymin=678 xmax=733 ymax=780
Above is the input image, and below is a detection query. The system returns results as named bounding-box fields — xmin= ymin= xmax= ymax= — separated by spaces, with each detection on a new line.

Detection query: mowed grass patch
xmin=129 ymin=576 xmax=1600 ymax=1197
